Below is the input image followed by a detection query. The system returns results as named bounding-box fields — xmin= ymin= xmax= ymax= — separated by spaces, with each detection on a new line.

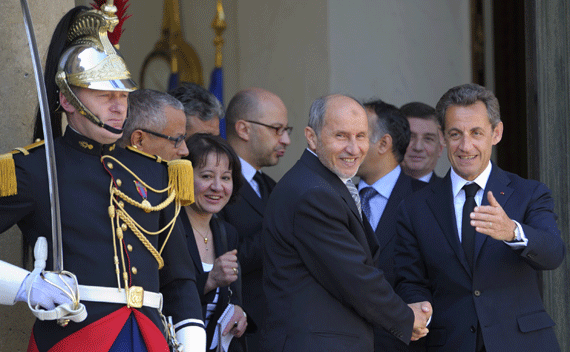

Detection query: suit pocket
xmin=425 ymin=327 xmax=446 ymax=347
xmin=517 ymin=310 xmax=555 ymax=333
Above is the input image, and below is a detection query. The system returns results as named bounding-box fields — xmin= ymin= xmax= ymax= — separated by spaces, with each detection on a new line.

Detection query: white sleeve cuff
xmin=175 ymin=322 xmax=206 ymax=352
xmin=0 ymin=261 xmax=30 ymax=305
xmin=504 ymin=220 xmax=528 ymax=248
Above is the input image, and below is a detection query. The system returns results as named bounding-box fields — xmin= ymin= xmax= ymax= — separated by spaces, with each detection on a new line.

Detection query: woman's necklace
xmin=192 ymin=226 xmax=210 ymax=251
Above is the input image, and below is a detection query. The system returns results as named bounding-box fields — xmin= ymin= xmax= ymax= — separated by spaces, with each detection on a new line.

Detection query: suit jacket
xmin=394 ymin=164 xmax=565 ymax=352
xmin=181 ymin=213 xmax=250 ymax=352
xmin=429 ymin=173 xmax=442 ymax=184
xmin=363 ymin=172 xmax=426 ymax=352
xmin=261 ymin=150 xmax=414 ymax=352
xmin=218 ymin=172 xmax=276 ymax=351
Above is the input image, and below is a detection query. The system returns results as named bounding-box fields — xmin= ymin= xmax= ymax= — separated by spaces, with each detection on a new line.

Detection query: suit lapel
xmin=239 ymin=178 xmax=265 ymax=215
xmin=180 ymin=211 xmax=205 ymax=275
xmin=300 ymin=150 xmax=363 ymax=223
xmin=474 ymin=166 xmax=513 ymax=265
xmin=426 ymin=173 xmax=473 ymax=276
xmin=300 ymin=151 xmax=378 ymax=257
xmin=375 ymin=173 xmax=408 ymax=253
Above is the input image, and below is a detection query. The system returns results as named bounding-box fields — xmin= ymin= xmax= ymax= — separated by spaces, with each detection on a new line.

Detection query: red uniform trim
xmin=26 ymin=307 xmax=169 ymax=352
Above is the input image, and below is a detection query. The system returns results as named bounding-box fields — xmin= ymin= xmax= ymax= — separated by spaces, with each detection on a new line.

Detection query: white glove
xmin=16 ymin=271 xmax=77 ymax=310
xmin=16 ymin=237 xmax=86 ymax=323
xmin=175 ymin=323 xmax=206 ymax=352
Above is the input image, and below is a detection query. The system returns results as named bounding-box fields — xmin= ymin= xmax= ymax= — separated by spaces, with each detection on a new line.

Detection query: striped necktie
xmin=346 ymin=179 xmax=362 ymax=218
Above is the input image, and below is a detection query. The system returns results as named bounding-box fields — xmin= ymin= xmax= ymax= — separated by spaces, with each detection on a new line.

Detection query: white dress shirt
xmin=450 ymin=162 xmax=527 ymax=248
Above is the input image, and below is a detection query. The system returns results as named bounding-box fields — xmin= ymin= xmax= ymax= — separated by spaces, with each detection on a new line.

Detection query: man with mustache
xmin=219 ymin=87 xmax=291 ymax=351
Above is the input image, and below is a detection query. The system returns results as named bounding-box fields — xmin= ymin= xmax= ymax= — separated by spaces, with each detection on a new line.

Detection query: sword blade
xmin=20 ymin=0 xmax=64 ymax=272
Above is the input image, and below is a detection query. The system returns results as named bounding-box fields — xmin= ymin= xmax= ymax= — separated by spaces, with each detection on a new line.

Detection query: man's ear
xmin=492 ymin=121 xmax=503 ymax=145
xmin=235 ymin=120 xmax=250 ymax=141
xmin=305 ymin=126 xmax=318 ymax=151
xmin=377 ymin=134 xmax=392 ymax=155
xmin=131 ymin=130 xmax=145 ymax=149
xmin=59 ymin=92 xmax=76 ymax=114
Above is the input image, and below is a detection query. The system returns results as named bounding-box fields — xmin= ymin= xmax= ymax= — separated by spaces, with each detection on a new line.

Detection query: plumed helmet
xmin=55 ymin=5 xmax=136 ymax=132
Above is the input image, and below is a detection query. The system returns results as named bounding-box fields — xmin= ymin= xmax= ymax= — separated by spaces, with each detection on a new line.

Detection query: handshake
xmin=408 ymin=301 xmax=432 ymax=341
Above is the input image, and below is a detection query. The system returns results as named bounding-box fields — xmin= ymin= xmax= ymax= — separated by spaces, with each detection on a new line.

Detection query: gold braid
xmin=112 ymin=186 xmax=176 ymax=213
xmin=104 ymin=155 xmax=182 ymax=277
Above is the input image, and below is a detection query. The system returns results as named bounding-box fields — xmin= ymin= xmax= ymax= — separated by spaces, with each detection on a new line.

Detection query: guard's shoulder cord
xmin=102 ymin=154 xmax=181 ymax=292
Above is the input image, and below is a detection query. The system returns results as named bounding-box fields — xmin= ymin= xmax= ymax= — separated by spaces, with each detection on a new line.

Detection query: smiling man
xmin=261 ymin=94 xmax=430 ymax=352
xmin=394 ymin=83 xmax=565 ymax=352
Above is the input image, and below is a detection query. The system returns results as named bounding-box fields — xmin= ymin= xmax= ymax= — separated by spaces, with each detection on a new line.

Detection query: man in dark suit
xmin=394 ymin=84 xmax=565 ymax=351
xmin=219 ymin=87 xmax=291 ymax=351
xmin=356 ymin=100 xmax=426 ymax=351
xmin=261 ymin=94 xmax=431 ymax=352
xmin=400 ymin=102 xmax=444 ymax=183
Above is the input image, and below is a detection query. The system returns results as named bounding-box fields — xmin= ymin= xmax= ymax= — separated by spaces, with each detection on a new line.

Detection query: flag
xmin=209 ymin=67 xmax=225 ymax=138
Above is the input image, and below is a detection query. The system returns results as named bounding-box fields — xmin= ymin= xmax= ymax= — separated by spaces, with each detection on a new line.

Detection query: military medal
xmin=134 ymin=180 xmax=151 ymax=211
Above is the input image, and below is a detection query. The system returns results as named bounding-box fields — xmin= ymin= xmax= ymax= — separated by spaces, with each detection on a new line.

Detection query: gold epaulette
xmin=167 ymin=159 xmax=194 ymax=206
xmin=0 ymin=140 xmax=44 ymax=197
xmin=126 ymin=146 xmax=194 ymax=206
xmin=126 ymin=145 xmax=167 ymax=164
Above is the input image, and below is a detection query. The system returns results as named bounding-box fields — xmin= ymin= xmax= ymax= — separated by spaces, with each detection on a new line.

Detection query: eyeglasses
xmin=141 ymin=129 xmax=187 ymax=148
xmin=245 ymin=120 xmax=293 ymax=136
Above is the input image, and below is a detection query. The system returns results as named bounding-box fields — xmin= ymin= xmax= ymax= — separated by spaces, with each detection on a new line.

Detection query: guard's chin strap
xmin=102 ymin=123 xmax=123 ymax=135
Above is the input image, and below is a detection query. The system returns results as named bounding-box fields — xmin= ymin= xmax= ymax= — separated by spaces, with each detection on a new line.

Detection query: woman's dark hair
xmin=184 ymin=133 xmax=242 ymax=204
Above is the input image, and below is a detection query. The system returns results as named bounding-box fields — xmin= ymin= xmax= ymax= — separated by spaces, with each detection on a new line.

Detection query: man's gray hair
xmin=119 ymin=89 xmax=184 ymax=147
xmin=435 ymin=83 xmax=501 ymax=131
xmin=308 ymin=94 xmax=364 ymax=136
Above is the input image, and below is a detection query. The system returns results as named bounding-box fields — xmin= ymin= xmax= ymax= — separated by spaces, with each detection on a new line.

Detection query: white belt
xmin=78 ymin=285 xmax=163 ymax=310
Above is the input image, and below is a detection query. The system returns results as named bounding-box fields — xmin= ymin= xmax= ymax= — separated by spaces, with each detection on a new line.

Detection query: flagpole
xmin=210 ymin=0 xmax=226 ymax=137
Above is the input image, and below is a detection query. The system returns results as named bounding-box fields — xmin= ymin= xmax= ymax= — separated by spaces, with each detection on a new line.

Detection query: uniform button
xmin=474 ymin=290 xmax=481 ymax=297
xmin=470 ymin=326 xmax=476 ymax=333
xmin=121 ymin=223 xmax=128 ymax=231
xmin=107 ymin=162 xmax=113 ymax=169
xmin=131 ymin=267 xmax=138 ymax=275
xmin=127 ymin=244 xmax=133 ymax=252
xmin=116 ymin=179 xmax=122 ymax=187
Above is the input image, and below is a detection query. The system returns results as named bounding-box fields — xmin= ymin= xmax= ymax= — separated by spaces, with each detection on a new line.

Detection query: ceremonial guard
xmin=0 ymin=3 xmax=205 ymax=351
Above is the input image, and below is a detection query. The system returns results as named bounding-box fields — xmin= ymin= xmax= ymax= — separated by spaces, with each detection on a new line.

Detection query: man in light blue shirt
xmin=356 ymin=99 xmax=426 ymax=351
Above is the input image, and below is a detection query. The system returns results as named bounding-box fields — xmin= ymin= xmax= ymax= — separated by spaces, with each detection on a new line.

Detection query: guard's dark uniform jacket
xmin=0 ymin=127 xmax=202 ymax=351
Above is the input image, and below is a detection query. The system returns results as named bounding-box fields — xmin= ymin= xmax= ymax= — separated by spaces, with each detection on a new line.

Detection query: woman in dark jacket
xmin=181 ymin=133 xmax=252 ymax=351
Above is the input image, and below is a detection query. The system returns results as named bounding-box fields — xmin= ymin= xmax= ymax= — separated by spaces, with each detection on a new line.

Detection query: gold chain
xmin=192 ymin=226 xmax=211 ymax=251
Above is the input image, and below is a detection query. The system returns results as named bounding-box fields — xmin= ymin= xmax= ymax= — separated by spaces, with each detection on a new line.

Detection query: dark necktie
xmin=359 ymin=186 xmax=377 ymax=226
xmin=462 ymin=183 xmax=480 ymax=270
xmin=346 ymin=179 xmax=362 ymax=219
xmin=253 ymin=171 xmax=269 ymax=204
